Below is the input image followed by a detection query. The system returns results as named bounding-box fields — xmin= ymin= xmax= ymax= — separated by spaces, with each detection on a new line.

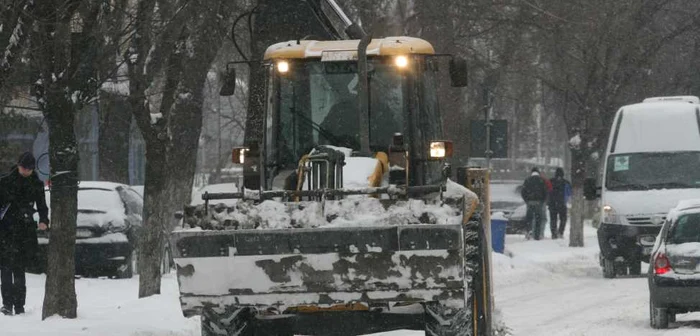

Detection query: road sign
xmin=470 ymin=120 xmax=508 ymax=158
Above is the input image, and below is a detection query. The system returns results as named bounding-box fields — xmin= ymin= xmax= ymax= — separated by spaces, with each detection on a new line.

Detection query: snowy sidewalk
xmin=0 ymin=273 xmax=199 ymax=336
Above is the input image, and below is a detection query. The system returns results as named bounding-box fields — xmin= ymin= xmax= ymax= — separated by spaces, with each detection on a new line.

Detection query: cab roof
xmin=263 ymin=36 xmax=435 ymax=60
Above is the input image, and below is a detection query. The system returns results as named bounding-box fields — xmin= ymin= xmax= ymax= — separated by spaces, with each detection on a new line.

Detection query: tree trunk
xmin=42 ymin=92 xmax=78 ymax=320
xmin=568 ymin=148 xmax=587 ymax=247
xmin=138 ymin=139 xmax=168 ymax=298
xmin=98 ymin=91 xmax=131 ymax=183
xmin=167 ymin=93 xmax=204 ymax=231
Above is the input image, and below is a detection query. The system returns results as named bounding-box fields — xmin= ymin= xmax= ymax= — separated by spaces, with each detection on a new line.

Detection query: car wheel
xmin=650 ymin=298 xmax=669 ymax=329
xmin=161 ymin=244 xmax=172 ymax=275
xmin=116 ymin=248 xmax=137 ymax=279
xmin=629 ymin=261 xmax=642 ymax=276
xmin=602 ymin=258 xmax=616 ymax=279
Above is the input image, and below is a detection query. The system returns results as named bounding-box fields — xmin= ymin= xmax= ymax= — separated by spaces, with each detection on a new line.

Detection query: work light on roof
xmin=277 ymin=60 xmax=289 ymax=73
xmin=395 ymin=55 xmax=409 ymax=68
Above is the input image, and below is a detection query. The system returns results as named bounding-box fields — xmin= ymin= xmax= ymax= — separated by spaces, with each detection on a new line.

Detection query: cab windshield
xmin=605 ymin=152 xmax=700 ymax=191
xmin=274 ymin=59 xmax=406 ymax=168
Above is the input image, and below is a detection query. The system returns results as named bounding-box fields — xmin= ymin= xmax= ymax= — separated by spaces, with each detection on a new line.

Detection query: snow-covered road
xmin=493 ymin=226 xmax=700 ymax=336
xmin=3 ymin=224 xmax=700 ymax=335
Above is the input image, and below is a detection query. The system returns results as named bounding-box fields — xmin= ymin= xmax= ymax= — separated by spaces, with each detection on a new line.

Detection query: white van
xmin=592 ymin=96 xmax=700 ymax=278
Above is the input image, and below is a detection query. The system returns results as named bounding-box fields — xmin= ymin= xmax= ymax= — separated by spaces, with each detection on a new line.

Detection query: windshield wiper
xmin=288 ymin=107 xmax=345 ymax=145
xmin=647 ymin=182 xmax=693 ymax=189
xmin=609 ymin=183 xmax=648 ymax=191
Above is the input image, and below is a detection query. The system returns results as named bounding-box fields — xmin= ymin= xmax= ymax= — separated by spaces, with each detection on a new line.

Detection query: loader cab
xmin=233 ymin=37 xmax=466 ymax=191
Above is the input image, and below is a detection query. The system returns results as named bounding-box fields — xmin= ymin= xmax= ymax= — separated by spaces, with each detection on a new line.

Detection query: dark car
xmin=506 ymin=203 xmax=530 ymax=234
xmin=490 ymin=180 xmax=524 ymax=218
xmin=648 ymin=200 xmax=700 ymax=329
xmin=32 ymin=182 xmax=144 ymax=278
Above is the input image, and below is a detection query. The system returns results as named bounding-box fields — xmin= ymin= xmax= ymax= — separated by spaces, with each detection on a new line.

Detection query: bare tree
xmin=0 ymin=0 xmax=35 ymax=106
xmin=125 ymin=0 xmax=237 ymax=298
xmin=98 ymin=0 xmax=132 ymax=184
xmin=529 ymin=0 xmax=700 ymax=246
xmin=29 ymin=0 xmax=133 ymax=318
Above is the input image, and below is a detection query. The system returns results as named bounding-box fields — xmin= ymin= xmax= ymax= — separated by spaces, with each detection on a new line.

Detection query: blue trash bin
xmin=491 ymin=219 xmax=507 ymax=253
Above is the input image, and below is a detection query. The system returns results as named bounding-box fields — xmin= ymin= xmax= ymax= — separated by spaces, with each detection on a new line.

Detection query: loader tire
xmin=424 ymin=302 xmax=470 ymax=336
xmin=201 ymin=306 xmax=255 ymax=336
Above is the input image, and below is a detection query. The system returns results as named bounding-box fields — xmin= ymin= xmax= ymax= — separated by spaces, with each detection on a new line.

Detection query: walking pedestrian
xmin=0 ymin=152 xmax=49 ymax=315
xmin=548 ymin=167 xmax=572 ymax=239
xmin=521 ymin=167 xmax=548 ymax=240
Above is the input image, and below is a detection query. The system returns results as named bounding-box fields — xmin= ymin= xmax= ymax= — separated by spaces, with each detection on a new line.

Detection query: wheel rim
xmin=161 ymin=247 xmax=170 ymax=275
xmin=132 ymin=249 xmax=138 ymax=275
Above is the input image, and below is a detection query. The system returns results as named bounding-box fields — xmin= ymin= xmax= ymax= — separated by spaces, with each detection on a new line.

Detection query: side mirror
xmin=174 ymin=211 xmax=184 ymax=220
xmin=219 ymin=66 xmax=236 ymax=96
xmin=584 ymin=178 xmax=599 ymax=200
xmin=449 ymin=57 xmax=468 ymax=87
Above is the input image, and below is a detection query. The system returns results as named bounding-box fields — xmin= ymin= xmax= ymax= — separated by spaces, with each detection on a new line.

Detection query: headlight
xmin=429 ymin=141 xmax=453 ymax=159
xmin=602 ymin=205 xmax=622 ymax=224
xmin=106 ymin=221 xmax=126 ymax=233
xmin=75 ymin=228 xmax=94 ymax=238
xmin=232 ymin=147 xmax=249 ymax=164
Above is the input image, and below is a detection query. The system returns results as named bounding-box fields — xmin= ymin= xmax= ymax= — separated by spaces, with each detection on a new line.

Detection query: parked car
xmin=32 ymin=182 xmax=147 ymax=278
xmin=506 ymin=203 xmax=529 ymax=234
xmin=648 ymin=199 xmax=700 ymax=329
xmin=490 ymin=180 xmax=524 ymax=219
xmin=130 ymin=185 xmax=144 ymax=197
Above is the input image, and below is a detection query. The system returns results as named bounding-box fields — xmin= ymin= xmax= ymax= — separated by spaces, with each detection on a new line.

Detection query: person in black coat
xmin=0 ymin=152 xmax=49 ymax=315
xmin=521 ymin=167 xmax=548 ymax=240
xmin=548 ymin=167 xmax=572 ymax=239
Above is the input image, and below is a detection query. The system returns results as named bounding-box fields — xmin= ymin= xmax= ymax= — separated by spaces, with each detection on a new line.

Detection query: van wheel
xmin=602 ymin=258 xmax=616 ymax=278
xmin=628 ymin=261 xmax=642 ymax=276
xmin=650 ymin=299 xmax=669 ymax=329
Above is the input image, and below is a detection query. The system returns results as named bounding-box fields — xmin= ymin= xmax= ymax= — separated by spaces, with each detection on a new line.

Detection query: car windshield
xmin=45 ymin=188 xmax=124 ymax=213
xmin=669 ymin=213 xmax=700 ymax=244
xmin=605 ymin=152 xmax=700 ymax=191
xmin=275 ymin=59 xmax=405 ymax=167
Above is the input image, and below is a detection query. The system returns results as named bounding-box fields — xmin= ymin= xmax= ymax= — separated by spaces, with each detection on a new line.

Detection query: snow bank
xmin=0 ymin=273 xmax=199 ymax=336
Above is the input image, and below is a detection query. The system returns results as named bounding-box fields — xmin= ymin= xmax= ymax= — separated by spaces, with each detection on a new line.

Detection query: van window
xmin=670 ymin=213 xmax=700 ymax=244
xmin=605 ymin=151 xmax=700 ymax=191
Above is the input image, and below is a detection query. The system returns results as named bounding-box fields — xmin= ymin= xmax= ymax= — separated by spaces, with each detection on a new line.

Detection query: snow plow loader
xmin=170 ymin=4 xmax=493 ymax=335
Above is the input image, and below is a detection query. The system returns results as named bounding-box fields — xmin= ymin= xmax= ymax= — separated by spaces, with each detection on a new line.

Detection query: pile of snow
xmin=182 ymin=196 xmax=466 ymax=230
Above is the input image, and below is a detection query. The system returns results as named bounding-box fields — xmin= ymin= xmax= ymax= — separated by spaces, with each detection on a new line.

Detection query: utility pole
xmin=484 ymin=87 xmax=493 ymax=170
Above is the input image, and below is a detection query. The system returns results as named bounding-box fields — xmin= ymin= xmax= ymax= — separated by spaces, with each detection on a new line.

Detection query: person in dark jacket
xmin=0 ymin=152 xmax=49 ymax=315
xmin=548 ymin=167 xmax=572 ymax=239
xmin=521 ymin=167 xmax=548 ymax=240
